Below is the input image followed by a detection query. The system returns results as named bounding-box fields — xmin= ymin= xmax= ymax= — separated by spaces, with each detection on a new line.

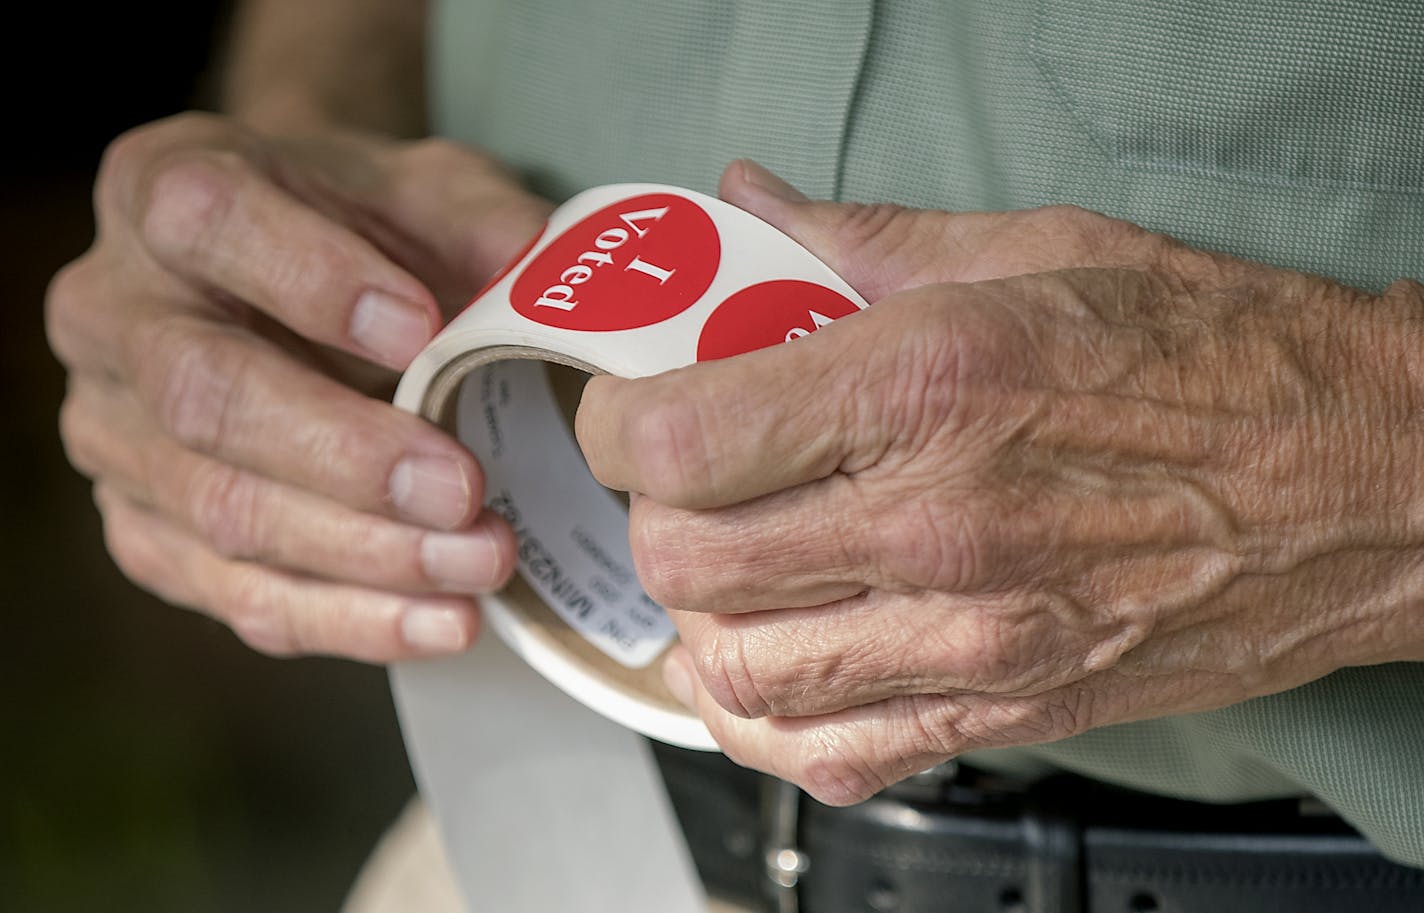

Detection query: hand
xmin=46 ymin=113 xmax=552 ymax=661
xmin=577 ymin=160 xmax=1424 ymax=804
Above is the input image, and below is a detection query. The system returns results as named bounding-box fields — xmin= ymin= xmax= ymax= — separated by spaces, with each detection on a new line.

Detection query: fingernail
xmin=350 ymin=290 xmax=433 ymax=368
xmin=739 ymin=160 xmax=808 ymax=203
xmin=390 ymin=455 xmax=471 ymax=528
xmin=400 ymin=605 xmax=473 ymax=654
xmin=421 ymin=529 xmax=504 ymax=592
xmin=662 ymin=651 xmax=696 ymax=708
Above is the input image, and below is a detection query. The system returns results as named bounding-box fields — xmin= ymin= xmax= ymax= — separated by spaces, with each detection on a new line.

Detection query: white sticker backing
xmin=457 ymin=360 xmax=677 ymax=668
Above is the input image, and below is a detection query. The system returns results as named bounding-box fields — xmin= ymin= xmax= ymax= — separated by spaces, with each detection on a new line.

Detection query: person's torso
xmin=434 ymin=0 xmax=1424 ymax=291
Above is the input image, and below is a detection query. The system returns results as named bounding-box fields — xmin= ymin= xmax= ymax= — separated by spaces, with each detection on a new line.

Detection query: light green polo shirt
xmin=431 ymin=0 xmax=1424 ymax=866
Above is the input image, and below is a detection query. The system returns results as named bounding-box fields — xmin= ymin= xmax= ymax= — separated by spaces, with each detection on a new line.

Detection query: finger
xmin=626 ymin=468 xmax=1072 ymax=614
xmin=130 ymin=146 xmax=440 ymax=369
xmin=577 ymin=268 xmax=1072 ymax=512
xmin=95 ymin=484 xmax=482 ymax=661
xmin=55 ymin=263 xmax=482 ymax=529
xmin=64 ymin=379 xmax=516 ymax=594
xmin=667 ymin=585 xmax=1119 ymax=719
xmin=662 ymin=650 xmax=1009 ymax=806
xmin=45 ymin=250 xmax=187 ymax=383
xmin=668 ymin=595 xmax=953 ymax=719
xmin=662 ymin=648 xmax=1115 ymax=806
xmin=259 ymin=135 xmax=553 ymax=307
xmin=577 ymin=308 xmax=898 ymax=508
xmin=626 ymin=443 xmax=1229 ymax=619
xmin=718 ymin=158 xmax=958 ymax=299
xmin=628 ymin=482 xmax=869 ymax=614
xmin=109 ymin=310 xmax=482 ymax=529
xmin=374 ymin=138 xmax=554 ymax=301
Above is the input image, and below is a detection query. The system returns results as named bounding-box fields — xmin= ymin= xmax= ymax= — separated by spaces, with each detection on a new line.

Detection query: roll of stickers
xmin=390 ymin=184 xmax=866 ymax=910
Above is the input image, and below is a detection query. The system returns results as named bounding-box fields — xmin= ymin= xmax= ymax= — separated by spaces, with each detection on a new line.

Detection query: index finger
xmin=152 ymin=153 xmax=439 ymax=368
xmin=575 ymin=307 xmax=887 ymax=508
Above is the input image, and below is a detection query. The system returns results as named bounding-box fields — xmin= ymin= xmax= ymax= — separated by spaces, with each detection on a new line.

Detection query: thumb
xmin=719 ymin=159 xmax=1209 ymax=295
xmin=718 ymin=159 xmax=957 ymax=301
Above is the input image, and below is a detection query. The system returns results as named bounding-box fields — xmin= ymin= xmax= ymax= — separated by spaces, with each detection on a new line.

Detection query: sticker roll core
xmin=415 ymin=347 xmax=708 ymax=749
xmin=393 ymin=183 xmax=868 ymax=752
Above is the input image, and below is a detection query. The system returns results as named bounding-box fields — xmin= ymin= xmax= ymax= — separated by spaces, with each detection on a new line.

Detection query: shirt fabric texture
xmin=431 ymin=0 xmax=1424 ymax=867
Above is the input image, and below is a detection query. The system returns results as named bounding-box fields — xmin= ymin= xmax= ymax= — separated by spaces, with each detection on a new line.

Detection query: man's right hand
xmin=46 ymin=113 xmax=553 ymax=661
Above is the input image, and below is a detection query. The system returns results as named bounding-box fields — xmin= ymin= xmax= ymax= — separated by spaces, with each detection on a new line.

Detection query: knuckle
xmin=688 ymin=625 xmax=774 ymax=719
xmin=1154 ymin=237 xmax=1235 ymax=287
xmin=622 ymin=396 xmax=715 ymax=505
xmin=795 ymin=736 xmax=886 ymax=806
xmin=231 ymin=616 xmax=296 ymax=658
xmin=1038 ymin=202 xmax=1113 ymax=237
xmin=950 ymin=622 xmax=1019 ymax=695
xmin=100 ymin=114 xmax=221 ymax=179
xmin=279 ymin=594 xmax=385 ymax=660
xmin=232 ymin=623 xmax=294 ymax=658
xmin=1035 ymin=202 xmax=1100 ymax=228
xmin=43 ymin=257 xmax=95 ymax=361
xmin=97 ymin=114 xmax=235 ymax=221
xmin=398 ymin=136 xmax=515 ymax=188
xmin=307 ymin=414 xmax=395 ymax=500
xmin=818 ymin=202 xmax=939 ymax=294
xmin=57 ymin=391 xmax=100 ymax=478
xmin=1042 ymin=689 xmax=1099 ymax=740
xmin=140 ymin=150 xmax=246 ymax=263
xmin=902 ymin=699 xmax=971 ymax=758
xmin=964 ymin=694 xmax=1085 ymax=749
xmin=97 ymin=122 xmax=168 ymax=196
xmin=877 ymin=497 xmax=992 ymax=591
xmin=970 ymin=615 xmax=1030 ymax=688
xmin=98 ymin=499 xmax=163 ymax=593
xmin=628 ymin=512 xmax=695 ymax=609
xmin=927 ymin=694 xmax=1074 ymax=754
xmin=190 ymin=465 xmax=264 ymax=560
xmin=403 ymin=136 xmax=479 ymax=170
xmin=871 ymin=304 xmax=980 ymax=445
xmin=921 ymin=694 xmax=1017 ymax=757
xmin=828 ymin=201 xmax=914 ymax=251
xmin=879 ymin=501 xmax=957 ymax=588
xmin=1383 ymin=277 xmax=1424 ymax=303
xmin=147 ymin=321 xmax=248 ymax=452
xmin=221 ymin=573 xmax=297 ymax=658
xmin=1039 ymin=204 xmax=1158 ymax=265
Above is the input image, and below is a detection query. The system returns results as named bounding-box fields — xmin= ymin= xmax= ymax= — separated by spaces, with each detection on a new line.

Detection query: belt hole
xmin=998 ymin=886 xmax=1026 ymax=912
xmin=866 ymin=879 xmax=899 ymax=912
xmin=1129 ymin=891 xmax=1161 ymax=912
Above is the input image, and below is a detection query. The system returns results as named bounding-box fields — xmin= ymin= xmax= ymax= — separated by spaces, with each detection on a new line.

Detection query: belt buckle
xmin=759 ymin=761 xmax=962 ymax=913
xmin=760 ymin=779 xmax=810 ymax=913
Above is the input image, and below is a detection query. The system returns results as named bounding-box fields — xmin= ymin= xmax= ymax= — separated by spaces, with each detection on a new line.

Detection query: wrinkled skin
xmin=46 ymin=113 xmax=548 ymax=660
xmin=577 ymin=161 xmax=1424 ymax=805
xmin=48 ymin=116 xmax=1424 ymax=804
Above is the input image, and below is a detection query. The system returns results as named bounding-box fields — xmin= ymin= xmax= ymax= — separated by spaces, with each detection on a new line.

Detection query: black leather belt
xmin=651 ymin=742 xmax=1424 ymax=913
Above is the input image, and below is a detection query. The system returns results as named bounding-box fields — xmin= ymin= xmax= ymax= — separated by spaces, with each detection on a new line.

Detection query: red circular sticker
xmin=511 ymin=193 xmax=720 ymax=332
xmin=696 ymin=279 xmax=861 ymax=362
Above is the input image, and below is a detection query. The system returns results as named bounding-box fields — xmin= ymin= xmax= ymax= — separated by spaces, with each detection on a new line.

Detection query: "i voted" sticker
xmin=697 ymin=279 xmax=862 ymax=361
xmin=511 ymin=193 xmax=721 ymax=332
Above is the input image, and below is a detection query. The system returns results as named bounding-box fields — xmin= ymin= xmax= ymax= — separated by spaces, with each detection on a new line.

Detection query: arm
xmin=223 ymin=0 xmax=428 ymax=134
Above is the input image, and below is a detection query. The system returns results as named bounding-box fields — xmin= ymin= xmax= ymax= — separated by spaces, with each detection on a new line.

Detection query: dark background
xmin=3 ymin=6 xmax=417 ymax=912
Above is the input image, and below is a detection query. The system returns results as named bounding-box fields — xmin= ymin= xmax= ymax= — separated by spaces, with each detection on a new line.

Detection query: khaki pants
xmin=343 ymin=799 xmax=750 ymax=913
